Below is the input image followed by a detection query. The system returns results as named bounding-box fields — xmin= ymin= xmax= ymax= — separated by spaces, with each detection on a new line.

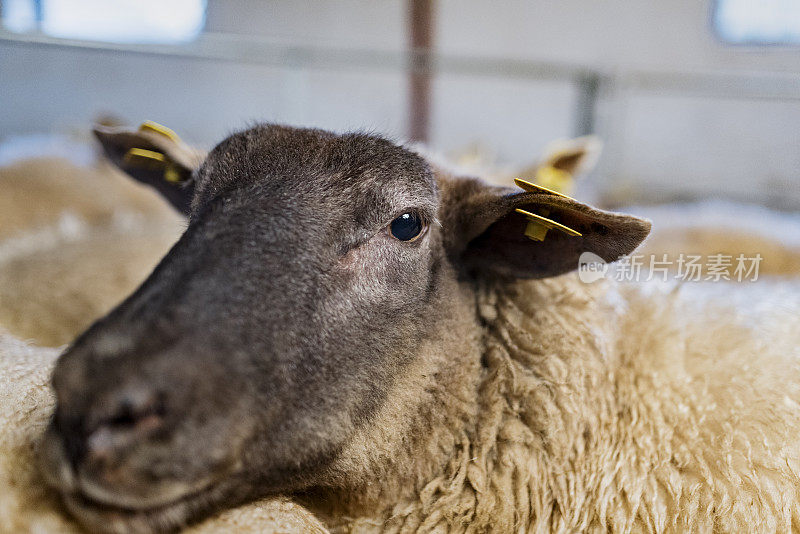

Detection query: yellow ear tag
xmin=123 ymin=147 xmax=167 ymax=169
xmin=515 ymin=208 xmax=582 ymax=242
xmin=534 ymin=166 xmax=573 ymax=195
xmin=124 ymin=124 xmax=187 ymax=184
xmin=163 ymin=164 xmax=184 ymax=184
xmin=514 ymin=178 xmax=574 ymax=200
xmin=514 ymin=178 xmax=581 ymax=241
xmin=138 ymin=120 xmax=181 ymax=143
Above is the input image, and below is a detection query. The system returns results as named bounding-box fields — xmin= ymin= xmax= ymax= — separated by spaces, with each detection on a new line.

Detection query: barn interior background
xmin=2 ymin=0 xmax=799 ymax=208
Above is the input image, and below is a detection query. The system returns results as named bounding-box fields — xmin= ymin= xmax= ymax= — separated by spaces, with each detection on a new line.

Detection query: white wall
xmin=0 ymin=46 xmax=413 ymax=145
xmin=437 ymin=0 xmax=800 ymax=72
xmin=436 ymin=0 xmax=800 ymax=207
xmin=1 ymin=0 xmax=798 ymax=207
xmin=203 ymin=0 xmax=800 ymax=72
xmin=205 ymin=0 xmax=405 ymax=51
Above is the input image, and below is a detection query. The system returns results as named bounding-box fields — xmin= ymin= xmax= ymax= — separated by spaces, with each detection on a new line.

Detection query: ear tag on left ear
xmin=513 ymin=178 xmax=581 ymax=241
xmin=515 ymin=208 xmax=582 ymax=242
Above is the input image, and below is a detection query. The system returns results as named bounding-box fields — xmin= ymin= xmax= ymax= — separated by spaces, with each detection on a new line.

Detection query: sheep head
xmin=40 ymin=124 xmax=650 ymax=533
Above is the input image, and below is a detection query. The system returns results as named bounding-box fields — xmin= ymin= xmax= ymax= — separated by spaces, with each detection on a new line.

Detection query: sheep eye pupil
xmin=390 ymin=213 xmax=423 ymax=241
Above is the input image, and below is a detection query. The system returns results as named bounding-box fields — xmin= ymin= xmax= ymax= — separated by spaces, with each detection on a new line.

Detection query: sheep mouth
xmin=39 ymin=420 xmax=247 ymax=531
xmin=74 ymin=467 xmax=223 ymax=511
xmin=62 ymin=477 xmax=235 ymax=534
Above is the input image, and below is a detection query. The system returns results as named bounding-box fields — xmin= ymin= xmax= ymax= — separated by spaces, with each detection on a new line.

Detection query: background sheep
xmin=632 ymin=201 xmax=800 ymax=278
xmin=0 ymin=156 xmax=183 ymax=346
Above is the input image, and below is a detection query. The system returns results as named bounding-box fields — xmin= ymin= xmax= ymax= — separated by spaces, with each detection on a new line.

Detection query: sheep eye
xmin=389 ymin=212 xmax=425 ymax=242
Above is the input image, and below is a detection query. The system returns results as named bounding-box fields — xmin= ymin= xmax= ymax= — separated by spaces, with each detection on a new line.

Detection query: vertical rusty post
xmin=408 ymin=0 xmax=434 ymax=143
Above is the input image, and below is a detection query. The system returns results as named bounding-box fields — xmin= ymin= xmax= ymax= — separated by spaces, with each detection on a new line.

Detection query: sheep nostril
xmin=85 ymin=390 xmax=166 ymax=462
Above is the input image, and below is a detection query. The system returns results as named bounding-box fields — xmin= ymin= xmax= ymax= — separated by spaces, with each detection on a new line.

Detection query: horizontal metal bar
xmin=620 ymin=69 xmax=800 ymax=101
xmin=1 ymin=29 xmax=590 ymax=80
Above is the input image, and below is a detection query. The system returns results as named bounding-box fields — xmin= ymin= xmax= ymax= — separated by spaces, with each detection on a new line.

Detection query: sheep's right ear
xmin=93 ymin=122 xmax=205 ymax=215
xmin=439 ymin=176 xmax=651 ymax=279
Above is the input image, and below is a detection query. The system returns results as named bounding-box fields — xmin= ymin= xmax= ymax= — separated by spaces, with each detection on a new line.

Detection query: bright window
xmin=713 ymin=0 xmax=800 ymax=45
xmin=2 ymin=0 xmax=206 ymax=44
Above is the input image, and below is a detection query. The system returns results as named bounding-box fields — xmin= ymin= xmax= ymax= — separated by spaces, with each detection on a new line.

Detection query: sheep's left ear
xmin=439 ymin=177 xmax=651 ymax=279
xmin=93 ymin=122 xmax=205 ymax=215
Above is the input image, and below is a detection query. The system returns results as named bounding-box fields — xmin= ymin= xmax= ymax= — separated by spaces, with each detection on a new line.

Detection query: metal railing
xmin=4 ymin=28 xmax=800 ymax=134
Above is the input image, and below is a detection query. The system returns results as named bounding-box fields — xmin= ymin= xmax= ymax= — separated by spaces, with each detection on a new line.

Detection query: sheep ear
xmin=539 ymin=135 xmax=603 ymax=176
xmin=93 ymin=122 xmax=205 ymax=215
xmin=440 ymin=177 xmax=651 ymax=279
xmin=513 ymin=136 xmax=603 ymax=195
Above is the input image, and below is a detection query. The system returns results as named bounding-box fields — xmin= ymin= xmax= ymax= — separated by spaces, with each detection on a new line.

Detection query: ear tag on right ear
xmin=515 ymin=208 xmax=582 ymax=242
xmin=163 ymin=163 xmax=185 ymax=183
xmin=131 ymin=121 xmax=188 ymax=183
xmin=138 ymin=120 xmax=181 ymax=143
xmin=123 ymin=147 xmax=167 ymax=170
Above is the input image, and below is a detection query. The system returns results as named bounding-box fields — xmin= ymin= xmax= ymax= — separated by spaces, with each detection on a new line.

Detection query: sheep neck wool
xmin=322 ymin=275 xmax=800 ymax=533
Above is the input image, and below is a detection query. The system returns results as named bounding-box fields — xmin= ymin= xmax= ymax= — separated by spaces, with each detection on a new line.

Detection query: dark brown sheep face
xmin=40 ymin=124 xmax=650 ymax=532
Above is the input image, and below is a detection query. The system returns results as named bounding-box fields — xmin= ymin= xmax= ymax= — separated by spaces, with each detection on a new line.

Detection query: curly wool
xmin=337 ymin=276 xmax=800 ymax=533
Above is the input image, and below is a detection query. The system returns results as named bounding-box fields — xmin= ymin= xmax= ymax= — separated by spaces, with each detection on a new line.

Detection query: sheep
xmin=23 ymin=122 xmax=800 ymax=534
xmin=433 ymin=135 xmax=603 ymax=192
xmin=0 ymin=156 xmax=181 ymax=242
xmin=0 ymin=124 xmax=796 ymax=534
xmin=0 ymin=156 xmax=184 ymax=346
xmin=0 ymin=217 xmax=181 ymax=348
xmin=632 ymin=200 xmax=800 ymax=278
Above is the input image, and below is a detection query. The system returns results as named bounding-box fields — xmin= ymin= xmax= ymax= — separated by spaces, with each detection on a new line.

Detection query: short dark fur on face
xmin=42 ymin=124 xmax=650 ymax=532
